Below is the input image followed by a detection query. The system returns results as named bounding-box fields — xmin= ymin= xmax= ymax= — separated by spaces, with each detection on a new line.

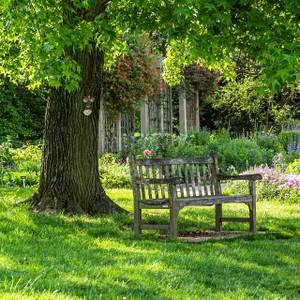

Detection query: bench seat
xmin=140 ymin=194 xmax=252 ymax=208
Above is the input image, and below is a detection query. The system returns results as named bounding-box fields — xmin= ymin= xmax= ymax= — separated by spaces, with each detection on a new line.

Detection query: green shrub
xmin=167 ymin=137 xmax=205 ymax=158
xmin=0 ymin=170 xmax=39 ymax=187
xmin=215 ymin=138 xmax=263 ymax=172
xmin=284 ymin=152 xmax=300 ymax=164
xmin=255 ymin=134 xmax=284 ymax=165
xmin=223 ymin=180 xmax=248 ymax=195
xmin=129 ymin=130 xmax=299 ymax=173
xmin=186 ymin=130 xmax=211 ymax=146
xmin=224 ymin=180 xmax=300 ymax=203
xmin=278 ymin=130 xmax=300 ymax=152
xmin=99 ymin=154 xmax=131 ymax=189
xmin=0 ymin=144 xmax=42 ymax=187
xmin=0 ymin=79 xmax=46 ymax=143
xmin=257 ymin=182 xmax=300 ymax=203
xmin=131 ymin=133 xmax=176 ymax=158
xmin=11 ymin=144 xmax=42 ymax=171
xmin=0 ymin=141 xmax=15 ymax=167
xmin=286 ymin=158 xmax=300 ymax=174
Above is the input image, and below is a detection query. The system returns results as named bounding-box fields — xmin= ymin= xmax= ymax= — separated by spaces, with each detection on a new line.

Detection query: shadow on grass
xmin=0 ymin=203 xmax=299 ymax=299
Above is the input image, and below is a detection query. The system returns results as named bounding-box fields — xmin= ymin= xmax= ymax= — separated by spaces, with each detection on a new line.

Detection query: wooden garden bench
xmin=129 ymin=155 xmax=262 ymax=238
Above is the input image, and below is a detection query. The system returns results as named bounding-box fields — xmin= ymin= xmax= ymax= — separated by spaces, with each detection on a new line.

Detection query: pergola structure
xmin=98 ymin=82 xmax=201 ymax=154
xmin=98 ymin=60 xmax=202 ymax=155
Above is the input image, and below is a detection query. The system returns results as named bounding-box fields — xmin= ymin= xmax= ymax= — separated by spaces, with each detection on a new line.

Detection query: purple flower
xmin=243 ymin=165 xmax=300 ymax=191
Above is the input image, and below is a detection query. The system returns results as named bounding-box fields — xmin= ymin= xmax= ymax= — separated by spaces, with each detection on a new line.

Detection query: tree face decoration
xmin=83 ymin=96 xmax=95 ymax=117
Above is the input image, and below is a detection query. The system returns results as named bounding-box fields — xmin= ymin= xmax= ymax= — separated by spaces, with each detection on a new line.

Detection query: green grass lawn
xmin=0 ymin=187 xmax=299 ymax=299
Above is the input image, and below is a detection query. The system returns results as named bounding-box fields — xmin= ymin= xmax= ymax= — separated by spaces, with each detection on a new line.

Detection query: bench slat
xmin=152 ymin=165 xmax=160 ymax=199
xmin=135 ymin=157 xmax=213 ymax=166
xmin=159 ymin=165 xmax=166 ymax=199
xmin=195 ymin=164 xmax=203 ymax=197
xmin=184 ymin=164 xmax=190 ymax=198
xmin=208 ymin=163 xmax=215 ymax=196
xmin=172 ymin=165 xmax=182 ymax=198
xmin=202 ymin=165 xmax=209 ymax=196
xmin=191 ymin=164 xmax=197 ymax=196
xmin=175 ymin=194 xmax=252 ymax=206
xmin=138 ymin=165 xmax=146 ymax=201
xmin=145 ymin=165 xmax=152 ymax=200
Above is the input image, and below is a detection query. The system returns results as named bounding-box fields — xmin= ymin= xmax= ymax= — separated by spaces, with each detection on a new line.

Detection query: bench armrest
xmin=136 ymin=177 xmax=184 ymax=185
xmin=217 ymin=173 xmax=262 ymax=181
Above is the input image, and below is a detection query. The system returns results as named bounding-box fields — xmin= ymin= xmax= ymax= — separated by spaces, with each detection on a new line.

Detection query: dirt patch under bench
xmin=176 ymin=231 xmax=266 ymax=243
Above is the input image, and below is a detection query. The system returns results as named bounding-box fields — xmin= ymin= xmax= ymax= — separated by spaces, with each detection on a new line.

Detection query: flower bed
xmin=247 ymin=166 xmax=300 ymax=191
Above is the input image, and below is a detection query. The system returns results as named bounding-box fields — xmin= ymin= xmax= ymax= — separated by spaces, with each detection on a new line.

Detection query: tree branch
xmin=83 ymin=0 xmax=110 ymax=21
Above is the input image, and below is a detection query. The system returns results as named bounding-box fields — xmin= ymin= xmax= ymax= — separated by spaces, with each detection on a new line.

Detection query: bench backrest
xmin=129 ymin=156 xmax=220 ymax=202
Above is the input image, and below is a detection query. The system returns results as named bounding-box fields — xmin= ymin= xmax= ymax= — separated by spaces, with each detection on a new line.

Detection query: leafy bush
xmin=1 ymin=129 xmax=299 ymax=190
xmin=214 ymin=137 xmax=263 ymax=172
xmin=99 ymin=154 xmax=131 ymax=189
xmin=0 ymin=170 xmax=39 ymax=187
xmin=257 ymin=183 xmax=300 ymax=203
xmin=278 ymin=130 xmax=300 ymax=153
xmin=213 ymin=78 xmax=297 ymax=133
xmin=286 ymin=159 xmax=300 ymax=175
xmin=11 ymin=144 xmax=42 ymax=172
xmin=224 ymin=165 xmax=300 ymax=203
xmin=0 ymin=141 xmax=15 ymax=167
xmin=0 ymin=144 xmax=42 ymax=186
xmin=255 ymin=133 xmax=284 ymax=165
xmin=0 ymin=79 xmax=46 ymax=143
xmin=131 ymin=133 xmax=176 ymax=158
xmin=130 ymin=130 xmax=290 ymax=173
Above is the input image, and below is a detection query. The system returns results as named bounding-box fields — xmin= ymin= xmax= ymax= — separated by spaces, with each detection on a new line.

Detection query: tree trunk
xmin=32 ymin=49 xmax=124 ymax=214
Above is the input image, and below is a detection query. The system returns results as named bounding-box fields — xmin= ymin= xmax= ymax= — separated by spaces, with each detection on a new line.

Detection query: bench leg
xmin=170 ymin=207 xmax=179 ymax=238
xmin=249 ymin=202 xmax=256 ymax=232
xmin=215 ymin=204 xmax=222 ymax=232
xmin=134 ymin=207 xmax=142 ymax=238
xmin=248 ymin=180 xmax=256 ymax=232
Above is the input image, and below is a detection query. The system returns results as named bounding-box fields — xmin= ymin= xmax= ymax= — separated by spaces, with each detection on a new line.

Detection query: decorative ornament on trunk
xmin=83 ymin=95 xmax=95 ymax=116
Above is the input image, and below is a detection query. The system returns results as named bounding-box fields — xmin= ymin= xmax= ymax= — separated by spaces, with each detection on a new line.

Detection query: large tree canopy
xmin=1 ymin=0 xmax=299 ymax=90
xmin=0 ymin=0 xmax=299 ymax=214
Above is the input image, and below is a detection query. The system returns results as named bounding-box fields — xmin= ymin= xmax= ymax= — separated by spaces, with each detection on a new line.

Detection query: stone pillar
xmin=179 ymin=83 xmax=187 ymax=135
xmin=140 ymin=96 xmax=149 ymax=136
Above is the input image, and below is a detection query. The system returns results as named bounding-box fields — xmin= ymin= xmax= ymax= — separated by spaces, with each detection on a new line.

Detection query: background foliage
xmin=0 ymin=79 xmax=45 ymax=143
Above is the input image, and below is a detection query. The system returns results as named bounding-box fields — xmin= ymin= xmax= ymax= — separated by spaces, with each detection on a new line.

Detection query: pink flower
xmin=143 ymin=149 xmax=152 ymax=156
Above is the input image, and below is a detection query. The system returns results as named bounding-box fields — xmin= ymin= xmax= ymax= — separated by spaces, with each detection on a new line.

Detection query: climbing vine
xmin=103 ymin=38 xmax=159 ymax=114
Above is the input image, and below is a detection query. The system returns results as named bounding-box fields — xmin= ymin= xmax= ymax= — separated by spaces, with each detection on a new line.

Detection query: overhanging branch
xmin=83 ymin=0 xmax=110 ymax=21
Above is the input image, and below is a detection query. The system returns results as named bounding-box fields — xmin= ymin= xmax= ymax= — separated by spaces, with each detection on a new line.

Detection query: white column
xmin=140 ymin=96 xmax=149 ymax=136
xmin=117 ymin=112 xmax=122 ymax=152
xmin=179 ymin=84 xmax=187 ymax=135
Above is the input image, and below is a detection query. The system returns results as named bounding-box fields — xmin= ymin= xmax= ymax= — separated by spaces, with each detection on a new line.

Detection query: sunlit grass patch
xmin=0 ymin=187 xmax=299 ymax=299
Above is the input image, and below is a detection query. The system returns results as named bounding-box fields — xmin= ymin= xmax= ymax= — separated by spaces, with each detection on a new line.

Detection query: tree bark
xmin=32 ymin=49 xmax=125 ymax=214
